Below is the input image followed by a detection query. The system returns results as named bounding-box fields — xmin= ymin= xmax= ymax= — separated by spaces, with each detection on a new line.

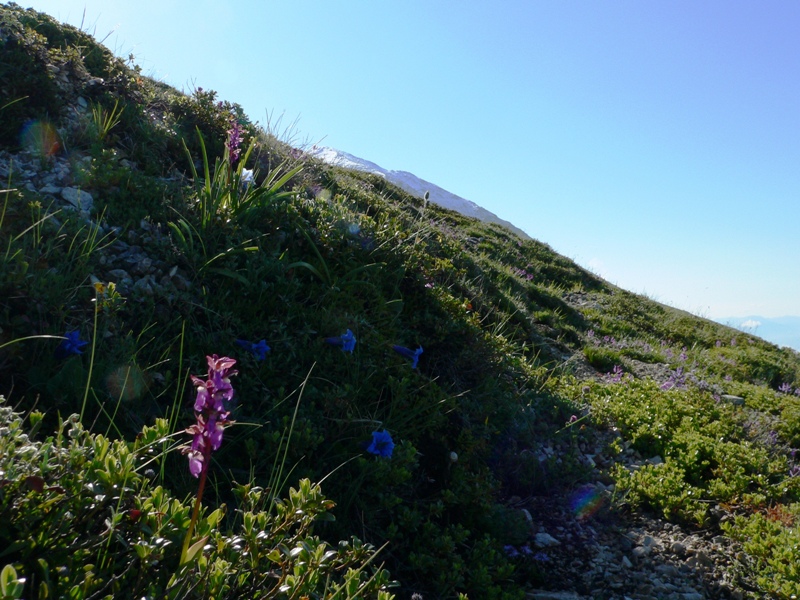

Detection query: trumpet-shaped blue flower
xmin=235 ymin=338 xmax=270 ymax=360
xmin=393 ymin=344 xmax=423 ymax=369
xmin=55 ymin=330 xmax=88 ymax=359
xmin=325 ymin=329 xmax=357 ymax=353
xmin=366 ymin=429 xmax=394 ymax=458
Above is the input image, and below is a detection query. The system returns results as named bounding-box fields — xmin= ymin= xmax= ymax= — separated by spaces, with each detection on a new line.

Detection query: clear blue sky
xmin=25 ymin=1 xmax=800 ymax=319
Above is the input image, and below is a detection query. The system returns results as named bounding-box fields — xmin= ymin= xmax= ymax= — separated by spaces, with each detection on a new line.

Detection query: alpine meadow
xmin=2 ymin=5 xmax=800 ymax=599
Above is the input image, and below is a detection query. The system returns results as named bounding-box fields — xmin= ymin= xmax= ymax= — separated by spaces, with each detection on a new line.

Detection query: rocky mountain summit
xmin=309 ymin=146 xmax=530 ymax=240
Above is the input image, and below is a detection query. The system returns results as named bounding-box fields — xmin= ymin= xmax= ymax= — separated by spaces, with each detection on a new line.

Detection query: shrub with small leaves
xmin=0 ymin=398 xmax=395 ymax=599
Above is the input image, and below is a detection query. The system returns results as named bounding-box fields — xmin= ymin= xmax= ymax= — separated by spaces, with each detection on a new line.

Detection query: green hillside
xmin=2 ymin=4 xmax=800 ymax=598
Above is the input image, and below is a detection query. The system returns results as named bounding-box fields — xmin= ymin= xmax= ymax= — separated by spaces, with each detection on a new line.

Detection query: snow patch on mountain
xmin=309 ymin=146 xmax=529 ymax=240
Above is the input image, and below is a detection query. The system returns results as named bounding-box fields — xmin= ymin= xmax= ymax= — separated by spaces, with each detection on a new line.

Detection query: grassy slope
xmin=2 ymin=4 xmax=800 ymax=598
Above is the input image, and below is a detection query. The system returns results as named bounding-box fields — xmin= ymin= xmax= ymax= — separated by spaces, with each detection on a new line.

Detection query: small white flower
xmin=241 ymin=168 xmax=254 ymax=186
xmin=449 ymin=451 xmax=458 ymax=463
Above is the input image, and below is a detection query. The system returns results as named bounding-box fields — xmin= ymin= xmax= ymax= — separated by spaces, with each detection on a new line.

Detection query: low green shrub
xmin=0 ymin=399 xmax=396 ymax=599
xmin=722 ymin=505 xmax=800 ymax=598
xmin=583 ymin=379 xmax=794 ymax=524
xmin=582 ymin=346 xmax=622 ymax=373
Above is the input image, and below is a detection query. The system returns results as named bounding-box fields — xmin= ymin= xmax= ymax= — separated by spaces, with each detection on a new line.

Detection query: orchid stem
xmin=180 ymin=451 xmax=210 ymax=565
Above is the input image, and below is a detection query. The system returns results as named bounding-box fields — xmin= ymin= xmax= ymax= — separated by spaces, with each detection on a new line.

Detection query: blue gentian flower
xmin=324 ymin=329 xmax=356 ymax=353
xmin=393 ymin=344 xmax=423 ymax=369
xmin=366 ymin=430 xmax=394 ymax=458
xmin=55 ymin=330 xmax=88 ymax=359
xmin=235 ymin=339 xmax=270 ymax=360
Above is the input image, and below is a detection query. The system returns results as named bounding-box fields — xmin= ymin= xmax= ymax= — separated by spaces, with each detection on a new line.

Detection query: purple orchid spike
xmin=183 ymin=355 xmax=237 ymax=477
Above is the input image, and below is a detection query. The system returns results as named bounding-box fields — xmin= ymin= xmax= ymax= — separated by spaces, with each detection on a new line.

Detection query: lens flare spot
xmin=105 ymin=364 xmax=150 ymax=402
xmin=20 ymin=120 xmax=62 ymax=158
xmin=570 ymin=484 xmax=605 ymax=521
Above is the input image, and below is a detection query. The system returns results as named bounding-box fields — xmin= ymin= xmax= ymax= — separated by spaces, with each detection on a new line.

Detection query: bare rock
xmin=535 ymin=532 xmax=561 ymax=548
xmin=61 ymin=187 xmax=93 ymax=211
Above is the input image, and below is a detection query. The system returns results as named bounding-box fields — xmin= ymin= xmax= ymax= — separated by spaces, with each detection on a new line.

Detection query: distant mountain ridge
xmin=716 ymin=315 xmax=800 ymax=352
xmin=309 ymin=146 xmax=530 ymax=240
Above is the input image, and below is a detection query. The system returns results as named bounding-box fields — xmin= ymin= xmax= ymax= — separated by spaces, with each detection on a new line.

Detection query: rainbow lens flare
xmin=570 ymin=484 xmax=605 ymax=521
xmin=20 ymin=120 xmax=61 ymax=158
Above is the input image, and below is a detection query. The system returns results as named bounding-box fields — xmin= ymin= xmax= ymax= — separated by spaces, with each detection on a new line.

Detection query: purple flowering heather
xmin=608 ymin=364 xmax=625 ymax=383
xmin=661 ymin=367 xmax=687 ymax=391
xmin=532 ymin=552 xmax=551 ymax=562
xmin=183 ymin=355 xmax=238 ymax=477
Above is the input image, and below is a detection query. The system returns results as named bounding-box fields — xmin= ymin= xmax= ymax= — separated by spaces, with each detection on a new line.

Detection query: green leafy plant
xmin=180 ymin=127 xmax=301 ymax=233
xmin=0 ymin=565 xmax=25 ymax=600
xmin=90 ymin=98 xmax=124 ymax=143
xmin=0 ymin=398 xmax=396 ymax=599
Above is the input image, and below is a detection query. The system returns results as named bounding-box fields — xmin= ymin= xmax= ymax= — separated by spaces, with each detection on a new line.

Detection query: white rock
xmin=61 ymin=187 xmax=93 ymax=211
xmin=534 ymin=532 xmax=560 ymax=548
xmin=39 ymin=184 xmax=61 ymax=195
xmin=721 ymin=394 xmax=745 ymax=405
xmin=133 ymin=278 xmax=154 ymax=296
xmin=671 ymin=541 xmax=687 ymax=556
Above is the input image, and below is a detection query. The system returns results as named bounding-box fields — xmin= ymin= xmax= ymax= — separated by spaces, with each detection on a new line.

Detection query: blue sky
xmin=25 ymin=1 xmax=800 ymax=320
